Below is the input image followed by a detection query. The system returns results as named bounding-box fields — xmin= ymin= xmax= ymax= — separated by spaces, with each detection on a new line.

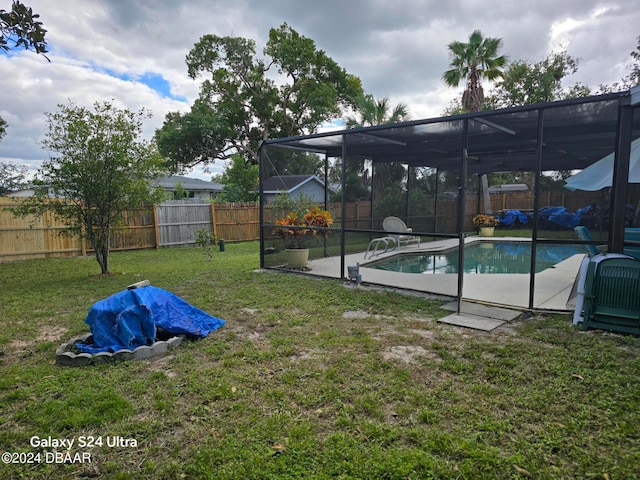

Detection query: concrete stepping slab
xmin=441 ymin=300 xmax=522 ymax=321
xmin=438 ymin=300 xmax=523 ymax=331
xmin=437 ymin=313 xmax=506 ymax=331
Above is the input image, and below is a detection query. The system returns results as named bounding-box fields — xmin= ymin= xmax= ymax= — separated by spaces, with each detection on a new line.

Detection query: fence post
xmin=153 ymin=206 xmax=160 ymax=249
xmin=210 ymin=202 xmax=218 ymax=239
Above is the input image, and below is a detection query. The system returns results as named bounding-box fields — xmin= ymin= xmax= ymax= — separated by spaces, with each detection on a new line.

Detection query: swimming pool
xmin=364 ymin=241 xmax=583 ymax=274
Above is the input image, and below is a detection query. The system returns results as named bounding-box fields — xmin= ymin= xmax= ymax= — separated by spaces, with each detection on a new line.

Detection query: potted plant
xmin=473 ymin=213 xmax=498 ymax=237
xmin=274 ymin=205 xmax=333 ymax=268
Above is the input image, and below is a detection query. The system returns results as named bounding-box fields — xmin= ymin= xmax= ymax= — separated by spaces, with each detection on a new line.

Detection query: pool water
xmin=365 ymin=242 xmax=583 ymax=274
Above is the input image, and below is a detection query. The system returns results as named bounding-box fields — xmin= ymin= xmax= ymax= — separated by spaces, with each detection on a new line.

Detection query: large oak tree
xmin=486 ymin=50 xmax=591 ymax=108
xmin=155 ymin=23 xmax=363 ymax=173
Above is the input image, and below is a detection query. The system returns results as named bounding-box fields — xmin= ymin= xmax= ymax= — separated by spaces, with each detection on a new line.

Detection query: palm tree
xmin=443 ymin=30 xmax=507 ymax=216
xmin=345 ymin=94 xmax=410 ymax=127
xmin=442 ymin=30 xmax=507 ymax=112
xmin=344 ymin=95 xmax=412 ymax=203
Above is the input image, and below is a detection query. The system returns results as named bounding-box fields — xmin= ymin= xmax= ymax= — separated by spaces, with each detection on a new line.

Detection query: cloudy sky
xmin=1 ymin=0 xmax=638 ymax=180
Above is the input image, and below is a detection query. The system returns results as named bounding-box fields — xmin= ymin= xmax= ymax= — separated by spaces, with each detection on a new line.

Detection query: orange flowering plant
xmin=274 ymin=206 xmax=334 ymax=249
xmin=472 ymin=213 xmax=498 ymax=227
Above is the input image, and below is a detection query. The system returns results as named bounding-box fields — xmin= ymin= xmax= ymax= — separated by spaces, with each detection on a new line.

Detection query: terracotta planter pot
xmin=479 ymin=227 xmax=495 ymax=237
xmin=285 ymin=248 xmax=309 ymax=268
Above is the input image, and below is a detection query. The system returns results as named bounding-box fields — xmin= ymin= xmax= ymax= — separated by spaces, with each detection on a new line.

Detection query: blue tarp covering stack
xmin=538 ymin=205 xmax=602 ymax=229
xmin=497 ymin=205 xmax=602 ymax=230
xmin=77 ymin=286 xmax=225 ymax=354
xmin=497 ymin=210 xmax=529 ymax=227
xmin=538 ymin=206 xmax=581 ymax=229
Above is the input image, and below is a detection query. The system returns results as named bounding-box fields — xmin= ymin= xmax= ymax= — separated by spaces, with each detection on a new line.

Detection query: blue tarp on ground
xmin=76 ymin=286 xmax=225 ymax=354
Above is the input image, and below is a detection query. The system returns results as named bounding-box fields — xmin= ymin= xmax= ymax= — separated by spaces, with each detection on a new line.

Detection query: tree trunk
xmin=95 ymin=244 xmax=109 ymax=275
xmin=481 ymin=174 xmax=492 ymax=215
xmin=91 ymin=228 xmax=111 ymax=275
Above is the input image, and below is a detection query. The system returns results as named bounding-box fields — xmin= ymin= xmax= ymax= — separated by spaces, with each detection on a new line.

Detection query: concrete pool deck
xmin=303 ymin=236 xmax=584 ymax=312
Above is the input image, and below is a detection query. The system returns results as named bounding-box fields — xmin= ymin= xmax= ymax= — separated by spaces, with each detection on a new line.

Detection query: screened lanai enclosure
xmin=259 ymin=88 xmax=640 ymax=311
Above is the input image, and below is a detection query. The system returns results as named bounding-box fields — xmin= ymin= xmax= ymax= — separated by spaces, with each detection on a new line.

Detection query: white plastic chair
xmin=382 ymin=216 xmax=420 ymax=248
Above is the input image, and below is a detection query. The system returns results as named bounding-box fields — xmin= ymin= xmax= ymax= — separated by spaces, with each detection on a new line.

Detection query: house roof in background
xmin=488 ymin=183 xmax=529 ymax=194
xmin=155 ymin=175 xmax=224 ymax=192
xmin=262 ymin=175 xmax=333 ymax=193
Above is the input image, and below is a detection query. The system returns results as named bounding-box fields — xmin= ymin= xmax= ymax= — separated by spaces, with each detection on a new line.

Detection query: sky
xmin=0 ymin=0 xmax=638 ymax=181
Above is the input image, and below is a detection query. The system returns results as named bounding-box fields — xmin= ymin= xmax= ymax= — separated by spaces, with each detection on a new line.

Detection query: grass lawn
xmin=1 ymin=242 xmax=639 ymax=479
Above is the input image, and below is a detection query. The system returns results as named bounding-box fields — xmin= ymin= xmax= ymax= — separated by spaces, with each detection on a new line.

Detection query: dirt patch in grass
xmin=36 ymin=325 xmax=69 ymax=342
xmin=382 ymin=345 xmax=439 ymax=363
xmin=4 ymin=326 xmax=69 ymax=355
xmin=406 ymin=328 xmax=437 ymax=338
xmin=245 ymin=331 xmax=267 ymax=343
xmin=288 ymin=348 xmax=322 ymax=361
xmin=6 ymin=338 xmax=31 ymax=354
xmin=146 ymin=354 xmax=177 ymax=378
xmin=342 ymin=309 xmax=394 ymax=320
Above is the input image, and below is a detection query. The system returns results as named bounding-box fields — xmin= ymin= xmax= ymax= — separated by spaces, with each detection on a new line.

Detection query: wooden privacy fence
xmin=0 ymin=192 xmax=607 ymax=262
xmin=0 ymin=198 xmax=261 ymax=262
xmin=0 ymin=199 xmax=83 ymax=262
xmin=156 ymin=201 xmax=217 ymax=247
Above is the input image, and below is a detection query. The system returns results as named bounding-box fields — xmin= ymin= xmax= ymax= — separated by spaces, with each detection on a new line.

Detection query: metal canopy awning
xmin=262 ymin=92 xmax=640 ymax=176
